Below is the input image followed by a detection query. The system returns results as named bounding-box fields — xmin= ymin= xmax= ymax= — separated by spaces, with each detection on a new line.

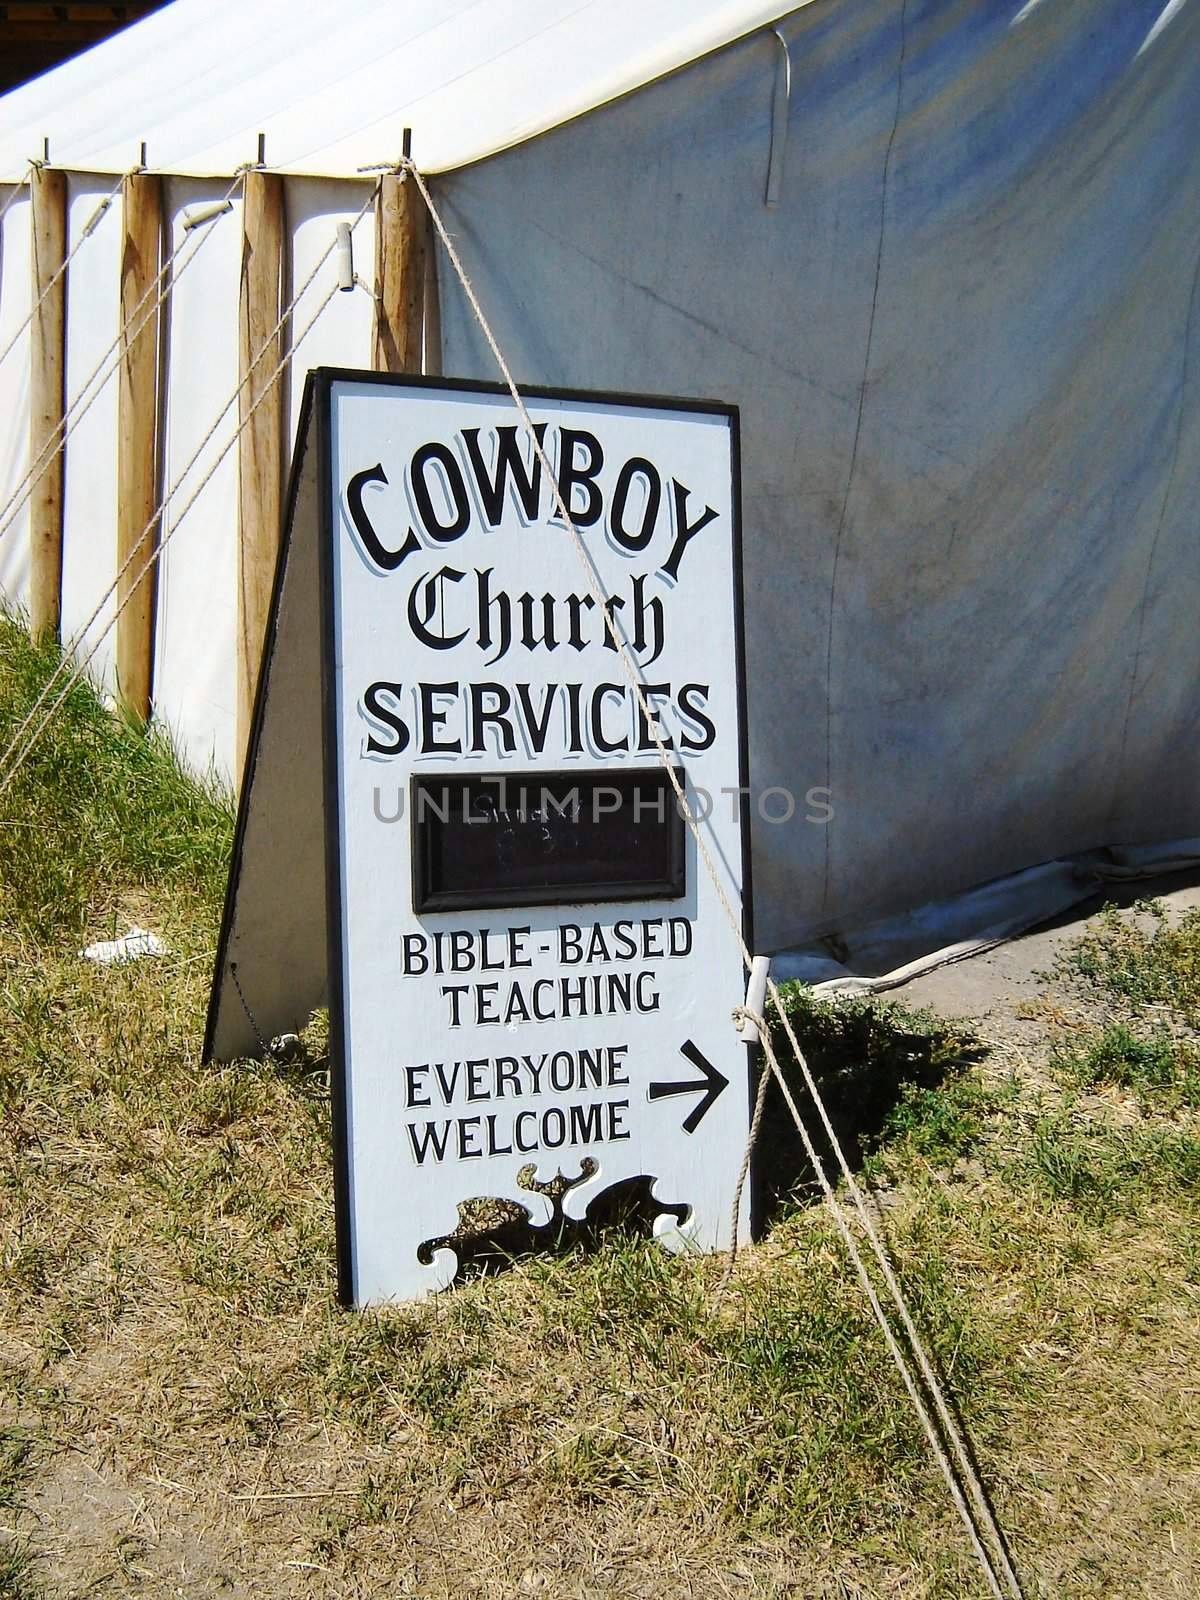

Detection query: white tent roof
xmin=0 ymin=0 xmax=805 ymax=181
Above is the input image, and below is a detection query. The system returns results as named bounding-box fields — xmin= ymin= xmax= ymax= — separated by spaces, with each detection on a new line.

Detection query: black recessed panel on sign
xmin=411 ymin=768 xmax=686 ymax=913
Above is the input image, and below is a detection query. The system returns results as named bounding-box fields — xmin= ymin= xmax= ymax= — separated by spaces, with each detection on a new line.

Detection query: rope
xmin=0 ymin=171 xmax=245 ymax=544
xmin=738 ymin=1003 xmax=1013 ymax=1600
xmin=0 ymin=168 xmax=127 ymax=374
xmin=401 ymin=155 xmax=1023 ymax=1600
xmin=0 ymin=182 xmax=376 ymax=795
xmin=754 ymin=969 xmax=1024 ymax=1600
xmin=0 ymin=166 xmax=32 ymax=229
xmin=401 ymin=159 xmax=749 ymax=950
xmin=717 ymin=1032 xmax=770 ymax=1290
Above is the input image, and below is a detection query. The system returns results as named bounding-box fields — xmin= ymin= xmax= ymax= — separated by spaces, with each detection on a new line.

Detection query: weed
xmin=0 ymin=1430 xmax=34 ymax=1512
xmin=1057 ymin=901 xmax=1200 ymax=1025
xmin=873 ymin=1069 xmax=1015 ymax=1173
xmin=0 ymin=1539 xmax=38 ymax=1600
xmin=1052 ymin=1023 xmax=1200 ymax=1110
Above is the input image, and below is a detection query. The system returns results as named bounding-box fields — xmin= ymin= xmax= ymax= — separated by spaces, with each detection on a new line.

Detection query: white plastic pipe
xmin=740 ymin=954 xmax=770 ymax=1041
xmin=335 ymin=220 xmax=355 ymax=292
xmin=182 ymin=196 xmax=233 ymax=231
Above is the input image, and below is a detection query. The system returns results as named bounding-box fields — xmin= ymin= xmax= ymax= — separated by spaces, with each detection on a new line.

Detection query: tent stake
xmin=372 ymin=131 xmax=424 ymax=373
xmin=28 ymin=162 xmax=66 ymax=640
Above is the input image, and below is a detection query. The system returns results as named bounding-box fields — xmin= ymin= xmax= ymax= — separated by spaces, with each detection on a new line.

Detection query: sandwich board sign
xmin=205 ymin=371 xmax=755 ymax=1305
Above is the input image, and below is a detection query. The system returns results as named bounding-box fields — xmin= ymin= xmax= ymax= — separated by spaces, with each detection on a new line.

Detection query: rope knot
xmin=732 ymin=1003 xmax=769 ymax=1042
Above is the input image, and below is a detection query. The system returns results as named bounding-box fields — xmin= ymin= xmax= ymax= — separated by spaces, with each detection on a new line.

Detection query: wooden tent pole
xmin=236 ymin=169 xmax=286 ymax=771
xmin=372 ymin=168 xmax=425 ymax=373
xmin=116 ymin=169 xmax=163 ymax=721
xmin=28 ymin=163 xmax=66 ymax=640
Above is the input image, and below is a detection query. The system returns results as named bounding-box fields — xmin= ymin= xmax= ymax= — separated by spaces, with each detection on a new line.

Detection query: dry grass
xmin=0 ymin=619 xmax=1199 ymax=1597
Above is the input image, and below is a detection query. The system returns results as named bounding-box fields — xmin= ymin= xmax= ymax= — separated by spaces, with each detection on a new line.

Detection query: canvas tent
xmin=0 ymin=0 xmax=1197 ymax=981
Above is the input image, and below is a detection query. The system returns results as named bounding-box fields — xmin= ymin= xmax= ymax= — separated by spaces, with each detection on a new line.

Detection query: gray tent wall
xmin=434 ymin=0 xmax=1200 ymax=955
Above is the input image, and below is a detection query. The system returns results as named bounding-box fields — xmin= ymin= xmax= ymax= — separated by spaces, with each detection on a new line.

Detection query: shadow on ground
xmin=754 ymin=991 xmax=984 ymax=1219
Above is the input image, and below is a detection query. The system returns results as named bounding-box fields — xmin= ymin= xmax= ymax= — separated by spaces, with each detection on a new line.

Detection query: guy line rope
xmin=0 ymin=169 xmax=247 ymax=543
xmin=0 ymin=166 xmax=127 ymax=374
xmin=0 ymin=164 xmax=33 ymax=229
xmin=400 ymin=157 xmax=1024 ymax=1600
xmin=0 ymin=181 xmax=379 ymax=797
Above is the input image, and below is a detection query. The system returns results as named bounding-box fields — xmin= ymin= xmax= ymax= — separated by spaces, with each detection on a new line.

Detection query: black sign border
xmin=313 ymin=369 xmax=757 ymax=1307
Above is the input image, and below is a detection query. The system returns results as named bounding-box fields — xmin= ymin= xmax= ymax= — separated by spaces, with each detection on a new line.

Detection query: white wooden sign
xmin=206 ymin=373 xmax=754 ymax=1305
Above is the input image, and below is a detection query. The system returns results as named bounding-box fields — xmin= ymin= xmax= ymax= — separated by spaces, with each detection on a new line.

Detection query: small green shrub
xmin=1058 ymin=901 xmax=1200 ymax=1025
xmin=1052 ymin=1023 xmax=1200 ymax=1110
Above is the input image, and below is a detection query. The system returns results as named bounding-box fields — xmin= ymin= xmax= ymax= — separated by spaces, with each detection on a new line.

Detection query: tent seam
xmin=1106 ymin=231 xmax=1200 ymax=834
xmin=821 ymin=0 xmax=908 ymax=916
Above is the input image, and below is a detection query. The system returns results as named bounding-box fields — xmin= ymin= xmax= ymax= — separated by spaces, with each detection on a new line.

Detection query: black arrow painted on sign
xmin=648 ymin=1040 xmax=729 ymax=1134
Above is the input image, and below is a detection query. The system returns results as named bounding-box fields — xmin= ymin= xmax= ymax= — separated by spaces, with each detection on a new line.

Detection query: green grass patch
xmin=0 ymin=1426 xmax=39 ymax=1600
xmin=0 ymin=1538 xmax=39 ymax=1600
xmin=0 ymin=615 xmax=232 ymax=943
xmin=1017 ymin=1110 xmax=1200 ymax=1221
xmin=0 ymin=1428 xmax=35 ymax=1513
xmin=1057 ymin=899 xmax=1200 ymax=1025
xmin=1051 ymin=1022 xmax=1200 ymax=1111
